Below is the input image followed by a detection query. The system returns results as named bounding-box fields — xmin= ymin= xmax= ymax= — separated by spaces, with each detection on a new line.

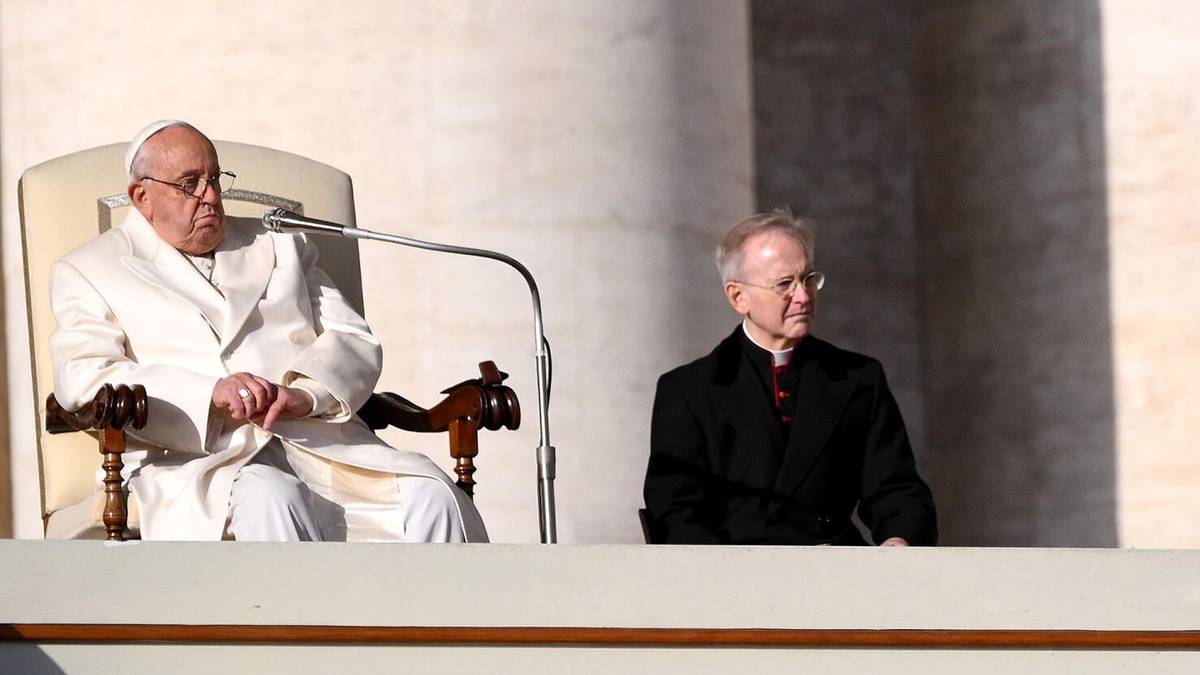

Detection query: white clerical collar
xmin=742 ymin=320 xmax=793 ymax=367
xmin=183 ymin=251 xmax=217 ymax=286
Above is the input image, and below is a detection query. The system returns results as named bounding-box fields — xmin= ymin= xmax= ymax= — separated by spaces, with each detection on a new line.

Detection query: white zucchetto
xmin=124 ymin=119 xmax=191 ymax=178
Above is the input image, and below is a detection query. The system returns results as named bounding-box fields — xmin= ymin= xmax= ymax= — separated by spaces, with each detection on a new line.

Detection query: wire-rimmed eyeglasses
xmin=733 ymin=270 xmax=826 ymax=297
xmin=141 ymin=171 xmax=236 ymax=199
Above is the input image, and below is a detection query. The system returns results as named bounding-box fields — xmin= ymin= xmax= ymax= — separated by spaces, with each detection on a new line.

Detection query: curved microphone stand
xmin=263 ymin=208 xmax=557 ymax=543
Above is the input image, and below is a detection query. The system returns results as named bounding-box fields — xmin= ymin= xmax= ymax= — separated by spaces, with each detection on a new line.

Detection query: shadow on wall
xmin=915 ymin=0 xmax=1114 ymax=547
xmin=656 ymin=5 xmax=760 ymax=378
xmin=662 ymin=2 xmax=758 ymax=363
xmin=750 ymin=0 xmax=929 ymax=474
xmin=752 ymin=0 xmax=1115 ymax=546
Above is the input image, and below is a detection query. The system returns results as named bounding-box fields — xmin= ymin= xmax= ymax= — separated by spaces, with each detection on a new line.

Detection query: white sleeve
xmin=287 ymin=376 xmax=345 ymax=419
xmin=49 ymin=260 xmax=220 ymax=453
xmin=279 ymin=233 xmax=382 ymax=421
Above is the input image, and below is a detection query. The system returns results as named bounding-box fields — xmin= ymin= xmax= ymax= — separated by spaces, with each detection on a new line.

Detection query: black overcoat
xmin=644 ymin=327 xmax=937 ymax=545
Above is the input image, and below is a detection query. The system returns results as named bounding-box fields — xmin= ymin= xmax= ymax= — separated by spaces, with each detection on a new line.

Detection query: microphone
xmin=261 ymin=208 xmax=559 ymax=544
xmin=262 ymin=208 xmax=347 ymax=236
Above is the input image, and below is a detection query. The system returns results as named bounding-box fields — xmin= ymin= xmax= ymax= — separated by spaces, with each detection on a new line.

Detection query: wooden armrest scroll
xmin=45 ymin=384 xmax=148 ymax=541
xmin=357 ymin=361 xmax=520 ymax=498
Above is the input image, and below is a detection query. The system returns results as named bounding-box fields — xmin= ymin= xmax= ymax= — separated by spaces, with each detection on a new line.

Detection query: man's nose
xmin=199 ymin=180 xmax=220 ymax=204
xmin=790 ymin=284 xmax=812 ymax=305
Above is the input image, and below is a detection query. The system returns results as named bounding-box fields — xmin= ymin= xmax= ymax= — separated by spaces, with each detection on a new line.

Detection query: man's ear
xmin=128 ymin=180 xmax=153 ymax=221
xmin=724 ymin=281 xmax=749 ymax=316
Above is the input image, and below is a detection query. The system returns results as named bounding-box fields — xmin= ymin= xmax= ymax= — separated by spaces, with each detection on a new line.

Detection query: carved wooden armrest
xmin=45 ymin=384 xmax=148 ymax=541
xmin=357 ymin=361 xmax=520 ymax=498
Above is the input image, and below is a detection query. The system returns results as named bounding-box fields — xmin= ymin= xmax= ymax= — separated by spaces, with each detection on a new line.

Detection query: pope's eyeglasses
xmin=141 ymin=171 xmax=236 ymax=199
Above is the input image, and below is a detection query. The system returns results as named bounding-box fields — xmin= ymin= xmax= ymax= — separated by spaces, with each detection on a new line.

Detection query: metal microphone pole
xmin=264 ymin=210 xmax=557 ymax=543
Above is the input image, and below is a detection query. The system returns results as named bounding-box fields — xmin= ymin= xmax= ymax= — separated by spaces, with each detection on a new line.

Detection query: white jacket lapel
xmin=119 ymin=210 xmax=227 ymax=339
xmin=212 ymin=218 xmax=275 ymax=351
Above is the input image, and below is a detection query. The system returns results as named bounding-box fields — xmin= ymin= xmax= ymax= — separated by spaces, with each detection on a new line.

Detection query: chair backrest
xmin=19 ymin=140 xmax=363 ymax=527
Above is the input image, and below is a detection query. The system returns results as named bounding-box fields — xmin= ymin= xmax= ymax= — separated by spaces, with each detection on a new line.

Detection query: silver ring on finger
xmin=238 ymin=387 xmax=252 ymax=399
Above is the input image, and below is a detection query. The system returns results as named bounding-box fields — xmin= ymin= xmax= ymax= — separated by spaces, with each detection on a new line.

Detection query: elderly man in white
xmin=49 ymin=120 xmax=487 ymax=542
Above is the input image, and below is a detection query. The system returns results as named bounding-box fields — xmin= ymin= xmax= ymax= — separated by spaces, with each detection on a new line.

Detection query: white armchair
xmin=19 ymin=140 xmax=517 ymax=540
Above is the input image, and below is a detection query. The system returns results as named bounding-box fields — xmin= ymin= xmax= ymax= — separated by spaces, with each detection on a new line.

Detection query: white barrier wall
xmin=2 ymin=542 xmax=1199 ymax=673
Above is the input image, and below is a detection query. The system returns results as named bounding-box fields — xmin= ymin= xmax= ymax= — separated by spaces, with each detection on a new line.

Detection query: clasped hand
xmin=212 ymin=372 xmax=313 ymax=430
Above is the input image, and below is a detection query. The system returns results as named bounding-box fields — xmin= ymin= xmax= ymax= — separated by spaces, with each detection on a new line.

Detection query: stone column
xmin=0 ymin=0 xmax=755 ymax=540
xmin=916 ymin=0 xmax=1115 ymax=545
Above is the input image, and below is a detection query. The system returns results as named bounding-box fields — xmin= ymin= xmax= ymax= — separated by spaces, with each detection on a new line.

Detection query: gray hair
xmin=715 ymin=208 xmax=816 ymax=282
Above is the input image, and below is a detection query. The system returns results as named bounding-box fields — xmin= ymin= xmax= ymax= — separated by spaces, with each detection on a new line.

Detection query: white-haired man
xmin=643 ymin=210 xmax=937 ymax=545
xmin=49 ymin=120 xmax=486 ymax=542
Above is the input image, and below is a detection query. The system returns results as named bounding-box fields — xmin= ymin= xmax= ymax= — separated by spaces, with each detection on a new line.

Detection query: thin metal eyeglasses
xmin=733 ymin=270 xmax=826 ymax=297
xmin=141 ymin=171 xmax=236 ymax=199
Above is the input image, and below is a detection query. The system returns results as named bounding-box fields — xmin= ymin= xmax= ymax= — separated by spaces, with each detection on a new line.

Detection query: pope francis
xmin=48 ymin=120 xmax=487 ymax=543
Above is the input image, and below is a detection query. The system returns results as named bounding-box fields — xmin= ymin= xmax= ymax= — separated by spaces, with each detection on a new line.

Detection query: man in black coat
xmin=643 ymin=210 xmax=936 ymax=546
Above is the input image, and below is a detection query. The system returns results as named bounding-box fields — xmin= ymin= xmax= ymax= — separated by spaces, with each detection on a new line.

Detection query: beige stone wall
xmin=0 ymin=1 xmax=754 ymax=540
xmin=1101 ymin=0 xmax=1200 ymax=547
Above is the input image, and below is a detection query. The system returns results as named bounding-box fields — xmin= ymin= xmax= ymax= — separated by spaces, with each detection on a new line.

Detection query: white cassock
xmin=48 ymin=209 xmax=488 ymax=542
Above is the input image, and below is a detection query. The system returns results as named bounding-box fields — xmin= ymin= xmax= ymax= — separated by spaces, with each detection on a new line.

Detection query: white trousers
xmin=226 ymin=440 xmax=465 ymax=543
